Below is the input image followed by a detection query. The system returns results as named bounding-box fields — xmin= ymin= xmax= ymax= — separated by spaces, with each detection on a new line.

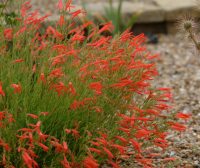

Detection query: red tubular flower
xmin=83 ymin=155 xmax=99 ymax=168
xmin=65 ymin=129 xmax=71 ymax=134
xmin=0 ymin=139 xmax=11 ymax=151
xmin=13 ymin=59 xmax=24 ymax=63
xmin=108 ymin=161 xmax=120 ymax=168
xmin=130 ymin=139 xmax=141 ymax=153
xmin=70 ymin=100 xmax=84 ymax=110
xmin=20 ymin=0 xmax=32 ymax=18
xmin=71 ymin=33 xmax=85 ymax=42
xmin=111 ymin=78 xmax=133 ymax=88
xmin=57 ymin=0 xmax=63 ymax=10
xmin=22 ymin=151 xmax=38 ymax=168
xmin=0 ymin=111 xmax=6 ymax=120
xmin=15 ymin=26 xmax=26 ymax=37
xmin=163 ymin=157 xmax=176 ymax=162
xmin=89 ymin=148 xmax=101 ymax=155
xmin=71 ymin=129 xmax=80 ymax=140
xmin=70 ymin=9 xmax=86 ymax=19
xmin=89 ymin=82 xmax=102 ymax=95
xmin=0 ymin=82 xmax=5 ymax=96
xmin=88 ymin=37 xmax=110 ymax=48
xmin=39 ymin=112 xmax=49 ymax=116
xmin=58 ymin=15 xmax=65 ymax=27
xmin=111 ymin=144 xmax=125 ymax=155
xmin=49 ymin=68 xmax=64 ymax=78
xmin=168 ymin=122 xmax=186 ymax=131
xmin=102 ymin=147 xmax=114 ymax=159
xmin=46 ymin=26 xmax=63 ymax=39
xmin=39 ymin=73 xmax=46 ymax=84
xmin=176 ymin=112 xmax=191 ymax=120
xmin=135 ymin=129 xmax=151 ymax=139
xmin=61 ymin=155 xmax=71 ymax=168
xmin=11 ymin=84 xmax=22 ymax=94
xmin=50 ymin=82 xmax=68 ymax=96
xmin=51 ymin=141 xmax=63 ymax=153
xmin=154 ymin=138 xmax=168 ymax=149
xmin=65 ymin=0 xmax=73 ymax=11
xmin=98 ymin=22 xmax=114 ymax=34
xmin=120 ymin=29 xmax=133 ymax=42
xmin=68 ymin=82 xmax=76 ymax=95
xmin=63 ymin=142 xmax=68 ymax=153
xmin=22 ymin=152 xmax=32 ymax=168
xmin=4 ymin=28 xmax=13 ymax=41
xmin=38 ymin=142 xmax=49 ymax=152
xmin=115 ymin=136 xmax=127 ymax=145
xmin=27 ymin=113 xmax=38 ymax=119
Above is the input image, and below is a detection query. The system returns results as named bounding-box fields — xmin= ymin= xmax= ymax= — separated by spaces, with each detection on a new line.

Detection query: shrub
xmin=83 ymin=0 xmax=138 ymax=35
xmin=0 ymin=0 xmax=188 ymax=167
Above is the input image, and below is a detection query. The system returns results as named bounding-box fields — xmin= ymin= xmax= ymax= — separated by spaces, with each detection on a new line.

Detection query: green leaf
xmin=0 ymin=4 xmax=6 ymax=9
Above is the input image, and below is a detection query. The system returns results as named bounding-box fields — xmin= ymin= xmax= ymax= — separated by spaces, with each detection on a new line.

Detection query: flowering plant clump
xmin=0 ymin=1 xmax=189 ymax=167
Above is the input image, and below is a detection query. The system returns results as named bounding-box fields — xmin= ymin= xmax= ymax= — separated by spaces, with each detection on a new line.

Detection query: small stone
xmin=170 ymin=151 xmax=176 ymax=156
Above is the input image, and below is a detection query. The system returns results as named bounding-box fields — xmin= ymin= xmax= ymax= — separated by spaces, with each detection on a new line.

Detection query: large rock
xmin=154 ymin=0 xmax=199 ymax=21
xmin=85 ymin=1 xmax=165 ymax=23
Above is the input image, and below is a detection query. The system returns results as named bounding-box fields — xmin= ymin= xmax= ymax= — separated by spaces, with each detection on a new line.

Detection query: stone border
xmin=84 ymin=0 xmax=199 ymax=23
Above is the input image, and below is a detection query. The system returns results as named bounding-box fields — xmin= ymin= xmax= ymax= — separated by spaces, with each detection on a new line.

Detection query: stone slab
xmin=85 ymin=1 xmax=165 ymax=23
xmin=154 ymin=0 xmax=199 ymax=21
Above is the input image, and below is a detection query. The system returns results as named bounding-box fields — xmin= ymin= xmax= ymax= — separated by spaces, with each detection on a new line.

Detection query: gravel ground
xmin=30 ymin=0 xmax=200 ymax=167
xmin=147 ymin=35 xmax=200 ymax=167
xmin=114 ymin=35 xmax=200 ymax=168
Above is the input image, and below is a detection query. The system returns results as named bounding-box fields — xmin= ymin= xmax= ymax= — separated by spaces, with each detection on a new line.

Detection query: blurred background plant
xmin=82 ymin=0 xmax=139 ymax=35
xmin=0 ymin=0 xmax=18 ymax=26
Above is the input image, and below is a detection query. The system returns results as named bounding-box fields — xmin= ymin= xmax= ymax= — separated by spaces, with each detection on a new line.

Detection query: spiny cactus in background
xmin=177 ymin=4 xmax=200 ymax=53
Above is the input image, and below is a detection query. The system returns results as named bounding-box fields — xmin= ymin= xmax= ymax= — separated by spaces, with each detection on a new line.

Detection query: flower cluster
xmin=0 ymin=0 xmax=189 ymax=167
